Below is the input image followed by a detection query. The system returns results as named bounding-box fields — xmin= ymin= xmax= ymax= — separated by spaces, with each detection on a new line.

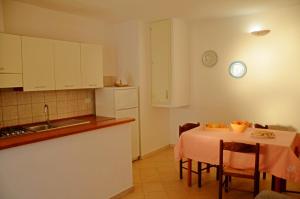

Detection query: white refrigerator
xmin=95 ymin=87 xmax=140 ymax=160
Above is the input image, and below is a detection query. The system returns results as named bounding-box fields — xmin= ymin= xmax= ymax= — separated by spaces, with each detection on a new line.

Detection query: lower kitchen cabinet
xmin=0 ymin=124 xmax=133 ymax=199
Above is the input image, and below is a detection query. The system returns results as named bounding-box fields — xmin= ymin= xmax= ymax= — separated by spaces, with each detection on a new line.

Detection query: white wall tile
xmin=31 ymin=92 xmax=45 ymax=103
xmin=0 ymin=89 xmax=95 ymax=127
xmin=2 ymin=106 xmax=18 ymax=121
xmin=1 ymin=91 xmax=17 ymax=106
xmin=44 ymin=91 xmax=57 ymax=102
xmin=18 ymin=104 xmax=32 ymax=118
xmin=17 ymin=92 xmax=31 ymax=105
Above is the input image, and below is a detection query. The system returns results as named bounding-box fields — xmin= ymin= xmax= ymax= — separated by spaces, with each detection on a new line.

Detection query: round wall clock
xmin=202 ymin=50 xmax=218 ymax=67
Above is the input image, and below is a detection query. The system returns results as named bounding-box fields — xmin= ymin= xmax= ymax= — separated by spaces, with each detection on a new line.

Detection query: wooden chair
xmin=179 ymin=123 xmax=218 ymax=187
xmin=218 ymin=140 xmax=260 ymax=199
xmin=254 ymin=123 xmax=268 ymax=180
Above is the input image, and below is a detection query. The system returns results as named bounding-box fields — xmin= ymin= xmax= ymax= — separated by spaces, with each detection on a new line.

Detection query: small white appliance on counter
xmin=95 ymin=87 xmax=140 ymax=160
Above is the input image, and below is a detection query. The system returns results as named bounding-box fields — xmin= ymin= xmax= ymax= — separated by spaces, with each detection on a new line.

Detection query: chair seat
xmin=224 ymin=166 xmax=254 ymax=179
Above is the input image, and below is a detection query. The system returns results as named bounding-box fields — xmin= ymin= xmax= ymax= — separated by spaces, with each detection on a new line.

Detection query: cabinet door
xmin=115 ymin=88 xmax=138 ymax=110
xmin=150 ymin=20 xmax=171 ymax=106
xmin=116 ymin=108 xmax=139 ymax=160
xmin=81 ymin=43 xmax=103 ymax=88
xmin=0 ymin=33 xmax=22 ymax=73
xmin=22 ymin=37 xmax=55 ymax=91
xmin=54 ymin=40 xmax=81 ymax=90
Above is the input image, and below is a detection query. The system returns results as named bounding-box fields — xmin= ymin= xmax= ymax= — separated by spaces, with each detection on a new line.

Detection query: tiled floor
xmin=121 ymin=147 xmax=300 ymax=199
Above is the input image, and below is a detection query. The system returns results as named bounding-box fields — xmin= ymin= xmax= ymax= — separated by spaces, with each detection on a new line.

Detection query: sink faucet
xmin=44 ymin=104 xmax=51 ymax=126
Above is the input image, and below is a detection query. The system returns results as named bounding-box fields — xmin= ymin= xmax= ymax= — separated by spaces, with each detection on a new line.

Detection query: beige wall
xmin=114 ymin=21 xmax=140 ymax=86
xmin=139 ymin=22 xmax=170 ymax=155
xmin=0 ymin=89 xmax=95 ymax=127
xmin=170 ymin=5 xmax=300 ymax=143
xmin=2 ymin=0 xmax=116 ymax=76
xmin=0 ymin=0 xmax=4 ymax=31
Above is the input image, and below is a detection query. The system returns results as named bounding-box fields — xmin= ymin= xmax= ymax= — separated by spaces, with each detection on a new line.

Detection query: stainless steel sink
xmin=25 ymin=119 xmax=90 ymax=132
xmin=27 ymin=124 xmax=53 ymax=132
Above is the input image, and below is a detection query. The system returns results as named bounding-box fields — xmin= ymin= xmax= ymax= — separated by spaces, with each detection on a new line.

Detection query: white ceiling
xmin=12 ymin=0 xmax=300 ymax=22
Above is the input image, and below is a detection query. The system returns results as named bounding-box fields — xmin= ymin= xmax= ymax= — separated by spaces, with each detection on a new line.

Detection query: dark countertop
xmin=0 ymin=115 xmax=135 ymax=150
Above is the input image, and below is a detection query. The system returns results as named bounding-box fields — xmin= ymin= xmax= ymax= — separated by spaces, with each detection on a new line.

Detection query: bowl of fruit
xmin=230 ymin=120 xmax=250 ymax=133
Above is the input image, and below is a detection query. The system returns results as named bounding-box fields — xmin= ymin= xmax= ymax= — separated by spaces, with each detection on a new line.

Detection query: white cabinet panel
xmin=0 ymin=33 xmax=22 ymax=74
xmin=54 ymin=40 xmax=81 ymax=90
xmin=95 ymin=87 xmax=140 ymax=160
xmin=150 ymin=19 xmax=189 ymax=107
xmin=116 ymin=108 xmax=139 ymax=160
xmin=0 ymin=74 xmax=23 ymax=88
xmin=81 ymin=43 xmax=103 ymax=88
xmin=115 ymin=88 xmax=138 ymax=110
xmin=22 ymin=37 xmax=55 ymax=91
xmin=150 ymin=20 xmax=171 ymax=106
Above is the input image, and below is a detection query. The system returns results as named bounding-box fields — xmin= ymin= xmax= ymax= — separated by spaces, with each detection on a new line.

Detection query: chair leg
xmin=254 ymin=173 xmax=260 ymax=197
xmin=253 ymin=173 xmax=260 ymax=197
xmin=218 ymin=172 xmax=223 ymax=199
xmin=216 ymin=166 xmax=219 ymax=181
xmin=280 ymin=179 xmax=287 ymax=192
xmin=187 ymin=159 xmax=192 ymax=187
xmin=225 ymin=176 xmax=229 ymax=193
xmin=198 ymin=162 xmax=202 ymax=187
xmin=263 ymin=172 xmax=266 ymax=180
xmin=179 ymin=159 xmax=183 ymax=179
xmin=206 ymin=163 xmax=211 ymax=173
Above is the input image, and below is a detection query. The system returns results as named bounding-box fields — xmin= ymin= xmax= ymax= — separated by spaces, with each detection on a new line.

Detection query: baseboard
xmin=110 ymin=186 xmax=134 ymax=199
xmin=141 ymin=144 xmax=171 ymax=159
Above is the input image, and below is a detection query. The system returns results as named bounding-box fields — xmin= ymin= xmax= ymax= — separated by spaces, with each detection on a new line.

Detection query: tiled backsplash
xmin=0 ymin=89 xmax=95 ymax=127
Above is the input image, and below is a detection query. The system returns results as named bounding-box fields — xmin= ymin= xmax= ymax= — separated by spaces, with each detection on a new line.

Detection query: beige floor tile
xmin=120 ymin=147 xmax=298 ymax=199
xmin=142 ymin=182 xmax=164 ymax=193
xmin=144 ymin=191 xmax=168 ymax=199
xmin=122 ymin=192 xmax=145 ymax=199
xmin=133 ymin=184 xmax=143 ymax=193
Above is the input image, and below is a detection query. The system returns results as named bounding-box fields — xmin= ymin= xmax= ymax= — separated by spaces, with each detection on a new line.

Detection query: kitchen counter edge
xmin=0 ymin=116 xmax=135 ymax=150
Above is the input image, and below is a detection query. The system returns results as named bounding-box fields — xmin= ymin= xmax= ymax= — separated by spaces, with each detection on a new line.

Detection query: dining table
xmin=174 ymin=126 xmax=300 ymax=192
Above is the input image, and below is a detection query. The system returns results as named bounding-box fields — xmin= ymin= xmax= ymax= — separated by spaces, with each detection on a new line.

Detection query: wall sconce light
xmin=251 ymin=29 xmax=271 ymax=36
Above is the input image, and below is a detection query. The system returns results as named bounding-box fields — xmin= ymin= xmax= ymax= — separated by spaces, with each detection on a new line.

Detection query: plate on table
xmin=251 ymin=130 xmax=275 ymax=139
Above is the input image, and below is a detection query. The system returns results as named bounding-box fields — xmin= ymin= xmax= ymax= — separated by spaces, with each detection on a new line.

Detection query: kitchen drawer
xmin=115 ymin=88 xmax=138 ymax=110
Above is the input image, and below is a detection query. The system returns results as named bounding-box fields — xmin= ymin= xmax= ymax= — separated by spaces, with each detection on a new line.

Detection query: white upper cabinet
xmin=0 ymin=33 xmax=23 ymax=88
xmin=81 ymin=43 xmax=103 ymax=88
xmin=1 ymin=33 xmax=104 ymax=90
xmin=150 ymin=18 xmax=189 ymax=107
xmin=0 ymin=33 xmax=22 ymax=74
xmin=22 ymin=36 xmax=55 ymax=91
xmin=54 ymin=40 xmax=81 ymax=90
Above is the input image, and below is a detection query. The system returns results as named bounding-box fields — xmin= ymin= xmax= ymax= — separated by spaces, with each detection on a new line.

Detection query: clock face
xmin=202 ymin=50 xmax=218 ymax=67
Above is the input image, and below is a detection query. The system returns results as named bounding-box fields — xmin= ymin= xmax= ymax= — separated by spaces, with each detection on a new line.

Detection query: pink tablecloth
xmin=174 ymin=127 xmax=300 ymax=183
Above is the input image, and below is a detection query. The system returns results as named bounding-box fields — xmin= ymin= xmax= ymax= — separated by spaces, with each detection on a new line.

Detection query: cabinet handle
xmin=165 ymin=90 xmax=169 ymax=99
xmin=35 ymin=86 xmax=46 ymax=89
xmin=0 ymin=67 xmax=4 ymax=71
xmin=65 ymin=85 xmax=74 ymax=88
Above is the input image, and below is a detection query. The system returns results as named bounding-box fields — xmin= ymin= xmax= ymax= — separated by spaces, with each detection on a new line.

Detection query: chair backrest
xmin=179 ymin=122 xmax=200 ymax=136
xmin=255 ymin=123 xmax=269 ymax=129
xmin=219 ymin=140 xmax=260 ymax=175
